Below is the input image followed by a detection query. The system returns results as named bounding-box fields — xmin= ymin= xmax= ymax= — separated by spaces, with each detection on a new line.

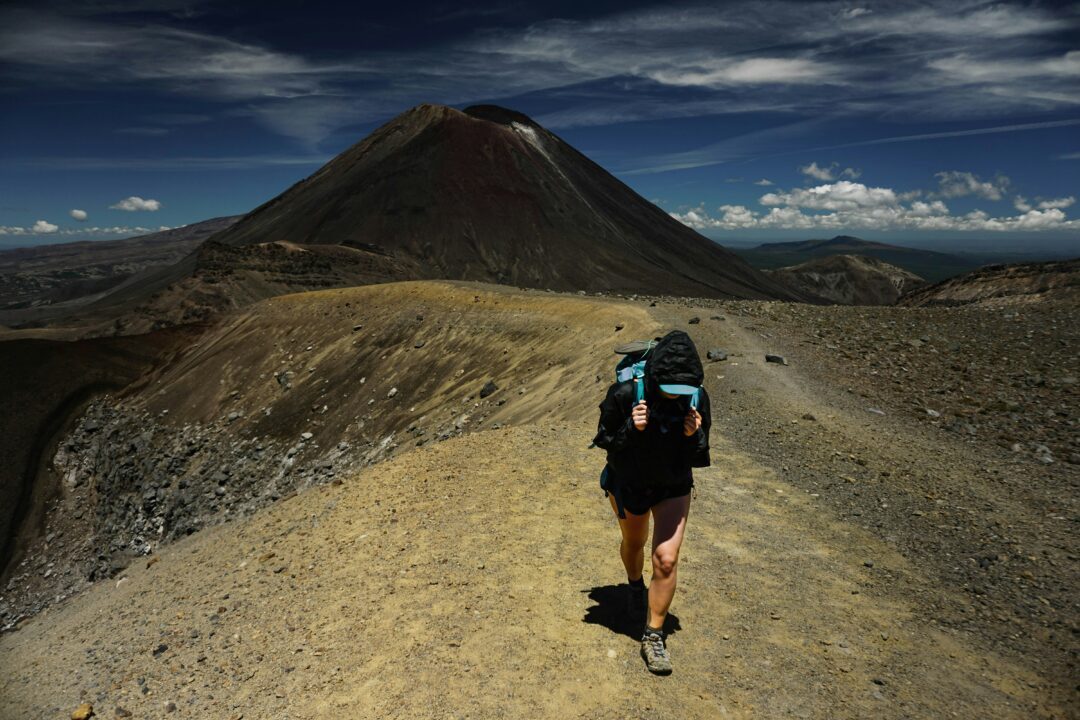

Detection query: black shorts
xmin=601 ymin=466 xmax=693 ymax=516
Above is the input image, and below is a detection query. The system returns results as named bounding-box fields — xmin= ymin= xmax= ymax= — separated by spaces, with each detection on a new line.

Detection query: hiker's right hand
xmin=632 ymin=400 xmax=648 ymax=431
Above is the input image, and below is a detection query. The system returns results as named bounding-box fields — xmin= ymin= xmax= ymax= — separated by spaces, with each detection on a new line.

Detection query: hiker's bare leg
xmin=609 ymin=494 xmax=649 ymax=581
xmin=647 ymin=493 xmax=691 ymax=630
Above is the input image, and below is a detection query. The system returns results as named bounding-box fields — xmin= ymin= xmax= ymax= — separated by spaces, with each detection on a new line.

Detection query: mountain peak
xmin=193 ymin=103 xmax=811 ymax=302
xmin=463 ymin=105 xmax=540 ymax=128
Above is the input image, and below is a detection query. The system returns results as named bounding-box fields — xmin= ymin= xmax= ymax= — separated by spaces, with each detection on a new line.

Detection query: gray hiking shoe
xmin=641 ymin=628 xmax=672 ymax=675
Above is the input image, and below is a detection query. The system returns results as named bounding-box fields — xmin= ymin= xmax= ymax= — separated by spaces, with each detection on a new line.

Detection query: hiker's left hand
xmin=683 ymin=408 xmax=702 ymax=437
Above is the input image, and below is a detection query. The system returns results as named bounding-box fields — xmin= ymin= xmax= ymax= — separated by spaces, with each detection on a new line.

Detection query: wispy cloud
xmin=8 ymin=154 xmax=330 ymax=170
xmin=799 ymin=161 xmax=861 ymax=182
xmin=644 ymin=118 xmax=1080 ymax=174
xmin=116 ymin=127 xmax=171 ymax=136
xmin=801 ymin=119 xmax=1080 ymax=153
xmin=0 ymin=10 xmax=362 ymax=101
xmin=621 ymin=116 xmax=834 ymax=175
xmin=934 ymin=171 xmax=1009 ymax=201
xmin=0 ymin=7 xmax=372 ymax=146
xmin=2 ymin=0 xmax=1078 ymax=147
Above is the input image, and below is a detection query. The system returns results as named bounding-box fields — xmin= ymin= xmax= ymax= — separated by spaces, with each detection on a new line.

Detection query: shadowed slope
xmin=19 ymin=105 xmax=810 ymax=338
xmin=202 ymin=104 xmax=807 ymax=301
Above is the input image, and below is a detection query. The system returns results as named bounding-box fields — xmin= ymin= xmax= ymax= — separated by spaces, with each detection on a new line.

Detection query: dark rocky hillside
xmin=900 ymin=258 xmax=1079 ymax=306
xmin=737 ymin=235 xmax=978 ymax=283
xmin=10 ymin=105 xmax=812 ymax=340
xmin=0 ymin=217 xmax=240 ymax=328
xmin=766 ymin=254 xmax=925 ymax=305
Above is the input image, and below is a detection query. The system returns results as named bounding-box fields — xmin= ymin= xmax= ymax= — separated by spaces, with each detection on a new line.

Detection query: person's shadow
xmin=582 ymin=585 xmax=682 ymax=639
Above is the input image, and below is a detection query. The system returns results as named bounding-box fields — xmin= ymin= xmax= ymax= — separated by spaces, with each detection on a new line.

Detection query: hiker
xmin=592 ymin=330 xmax=711 ymax=675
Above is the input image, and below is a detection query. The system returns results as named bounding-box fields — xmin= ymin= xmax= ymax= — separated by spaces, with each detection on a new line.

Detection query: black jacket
xmin=592 ymin=380 xmax=712 ymax=489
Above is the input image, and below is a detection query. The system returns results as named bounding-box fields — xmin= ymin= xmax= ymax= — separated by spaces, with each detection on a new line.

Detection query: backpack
xmin=614 ymin=340 xmax=700 ymax=409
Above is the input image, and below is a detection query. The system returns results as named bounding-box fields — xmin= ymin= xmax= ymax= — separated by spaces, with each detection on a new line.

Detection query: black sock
xmin=628 ymin=577 xmax=645 ymax=589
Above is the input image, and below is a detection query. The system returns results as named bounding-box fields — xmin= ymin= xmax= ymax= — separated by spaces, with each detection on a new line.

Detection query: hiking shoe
xmin=641 ymin=628 xmax=672 ymax=675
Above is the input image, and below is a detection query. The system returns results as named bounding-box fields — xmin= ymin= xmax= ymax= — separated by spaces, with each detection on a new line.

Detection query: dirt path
xmin=0 ymin=432 xmax=1060 ymax=718
xmin=0 ymin=290 xmax=1072 ymax=719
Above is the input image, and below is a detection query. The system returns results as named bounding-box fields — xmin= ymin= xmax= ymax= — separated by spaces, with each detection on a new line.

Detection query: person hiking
xmin=592 ymin=329 xmax=711 ymax=675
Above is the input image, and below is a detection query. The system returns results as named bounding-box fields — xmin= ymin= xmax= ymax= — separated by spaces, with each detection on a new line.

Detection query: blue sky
xmin=1 ymin=0 xmax=1078 ymax=250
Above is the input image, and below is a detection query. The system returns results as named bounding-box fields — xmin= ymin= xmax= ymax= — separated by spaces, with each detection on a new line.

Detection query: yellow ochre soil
xmin=1 ymin=281 xmax=1074 ymax=719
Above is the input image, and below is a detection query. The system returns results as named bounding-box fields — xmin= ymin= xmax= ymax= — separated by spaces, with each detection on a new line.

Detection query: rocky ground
xmin=717 ymin=297 xmax=1078 ymax=465
xmin=0 ymin=282 xmax=1076 ymax=719
xmin=1 ymin=282 xmax=655 ymax=631
xmin=647 ymin=296 xmax=1077 ymax=714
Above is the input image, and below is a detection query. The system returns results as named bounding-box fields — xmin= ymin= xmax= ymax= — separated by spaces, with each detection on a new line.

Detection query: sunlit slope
xmin=128 ymin=280 xmax=660 ymax=445
xmin=0 ymin=425 xmax=1052 ymax=719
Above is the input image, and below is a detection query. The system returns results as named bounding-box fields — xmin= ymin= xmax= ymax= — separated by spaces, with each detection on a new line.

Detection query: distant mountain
xmin=899 ymin=258 xmax=1079 ymax=306
xmin=49 ymin=104 xmax=812 ymax=335
xmin=0 ymin=216 xmax=240 ymax=325
xmin=766 ymin=254 xmax=926 ymax=305
xmin=734 ymin=235 xmax=980 ymax=283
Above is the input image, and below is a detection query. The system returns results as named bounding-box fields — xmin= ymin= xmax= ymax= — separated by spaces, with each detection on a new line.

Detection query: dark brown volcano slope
xmin=207 ymin=104 xmax=805 ymax=301
xmin=42 ymin=104 xmax=809 ymax=337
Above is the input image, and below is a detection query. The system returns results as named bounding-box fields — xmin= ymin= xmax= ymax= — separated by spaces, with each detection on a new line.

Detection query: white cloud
xmin=1010 ymin=194 xmax=1073 ymax=212
xmin=1037 ymin=196 xmax=1075 ymax=210
xmin=0 ymin=224 xmax=168 ymax=237
xmin=753 ymin=178 xmax=773 ymax=186
xmin=799 ymin=161 xmax=834 ymax=181
xmin=798 ymin=161 xmax=860 ymax=182
xmin=649 ymin=57 xmax=837 ymax=87
xmin=65 ymin=226 xmax=165 ymax=236
xmin=935 ymin=171 xmax=1009 ymax=201
xmin=929 ymin=50 xmax=1080 ymax=84
xmin=762 ymin=180 xmax=899 ymax=211
xmin=69 ymin=208 xmax=88 ymax=221
xmin=1006 ymin=208 xmax=1072 ymax=230
xmin=0 ymin=220 xmax=67 ymax=234
xmin=671 ymin=179 xmax=1080 ymax=233
xmin=110 ymin=196 xmax=162 ymax=211
xmin=839 ymin=3 xmax=1068 ymax=39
